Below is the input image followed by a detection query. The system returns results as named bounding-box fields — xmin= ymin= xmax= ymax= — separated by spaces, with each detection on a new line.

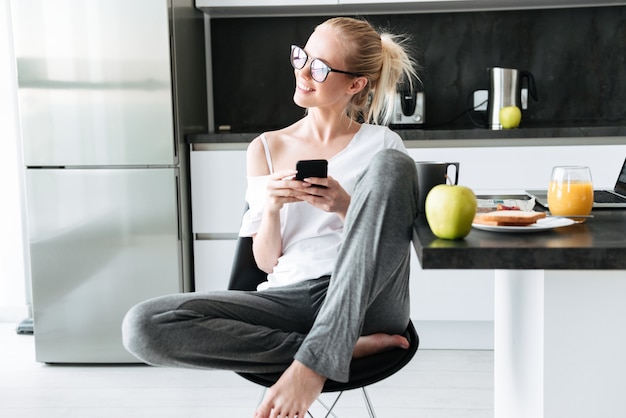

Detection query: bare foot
xmin=254 ymin=360 xmax=326 ymax=418
xmin=352 ymin=333 xmax=409 ymax=359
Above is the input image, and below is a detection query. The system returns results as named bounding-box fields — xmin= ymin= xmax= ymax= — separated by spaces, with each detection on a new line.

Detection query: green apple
xmin=425 ymin=184 xmax=477 ymax=240
xmin=499 ymin=105 xmax=522 ymax=129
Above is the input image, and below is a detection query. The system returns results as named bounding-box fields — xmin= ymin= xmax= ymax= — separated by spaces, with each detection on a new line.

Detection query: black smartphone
xmin=295 ymin=159 xmax=328 ymax=181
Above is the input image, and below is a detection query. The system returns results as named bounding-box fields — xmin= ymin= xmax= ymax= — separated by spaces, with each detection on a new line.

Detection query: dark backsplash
xmin=210 ymin=6 xmax=626 ymax=133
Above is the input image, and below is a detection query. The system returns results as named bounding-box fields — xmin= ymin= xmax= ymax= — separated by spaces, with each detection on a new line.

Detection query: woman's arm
xmin=246 ymin=137 xmax=307 ymax=273
xmin=245 ymin=138 xmax=279 ymax=273
xmin=245 ymin=135 xmax=353 ymax=271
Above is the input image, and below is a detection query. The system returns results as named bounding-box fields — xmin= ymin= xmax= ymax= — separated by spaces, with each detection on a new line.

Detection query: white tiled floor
xmin=0 ymin=322 xmax=494 ymax=417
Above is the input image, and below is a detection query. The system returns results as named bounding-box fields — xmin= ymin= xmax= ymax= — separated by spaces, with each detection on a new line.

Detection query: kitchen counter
xmin=188 ymin=125 xmax=626 ymax=150
xmin=412 ymin=209 xmax=626 ymax=418
xmin=413 ymin=210 xmax=626 ymax=270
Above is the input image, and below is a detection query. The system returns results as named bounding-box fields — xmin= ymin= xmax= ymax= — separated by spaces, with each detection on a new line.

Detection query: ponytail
xmin=369 ymin=33 xmax=419 ymax=125
xmin=320 ymin=17 xmax=420 ymax=125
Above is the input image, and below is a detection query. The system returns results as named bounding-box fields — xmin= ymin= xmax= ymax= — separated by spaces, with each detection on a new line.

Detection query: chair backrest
xmin=228 ymin=236 xmax=267 ymax=291
xmin=228 ymin=204 xmax=267 ymax=291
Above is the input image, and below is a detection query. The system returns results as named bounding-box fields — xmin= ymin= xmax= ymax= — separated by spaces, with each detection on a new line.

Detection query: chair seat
xmin=237 ymin=320 xmax=419 ymax=392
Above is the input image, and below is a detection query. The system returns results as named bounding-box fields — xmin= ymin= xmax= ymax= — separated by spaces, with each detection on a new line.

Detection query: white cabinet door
xmin=190 ymin=149 xmax=246 ymax=292
xmin=409 ymin=250 xmax=494 ymax=349
xmin=190 ymin=149 xmax=248 ymax=234
xmin=194 ymin=240 xmax=238 ymax=292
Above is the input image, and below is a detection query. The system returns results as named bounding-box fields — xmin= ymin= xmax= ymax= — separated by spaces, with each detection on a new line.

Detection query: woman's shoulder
xmin=350 ymin=124 xmax=406 ymax=156
xmin=246 ymin=136 xmax=270 ymax=176
xmin=251 ymin=123 xmax=299 ymax=148
xmin=248 ymin=126 xmax=290 ymax=151
xmin=247 ymin=124 xmax=299 ymax=175
xmin=358 ymin=123 xmax=395 ymax=135
xmin=358 ymin=124 xmax=403 ymax=143
xmin=247 ymin=134 xmax=269 ymax=160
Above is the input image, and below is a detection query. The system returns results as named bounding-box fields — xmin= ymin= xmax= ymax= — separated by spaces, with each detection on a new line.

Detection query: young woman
xmin=123 ymin=17 xmax=420 ymax=418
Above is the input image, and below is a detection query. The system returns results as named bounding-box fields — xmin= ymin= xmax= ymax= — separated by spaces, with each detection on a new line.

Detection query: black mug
xmin=415 ymin=161 xmax=460 ymax=212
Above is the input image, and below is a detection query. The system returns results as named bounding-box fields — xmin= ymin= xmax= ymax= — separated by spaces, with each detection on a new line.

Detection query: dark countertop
xmin=412 ymin=209 xmax=626 ymax=270
xmin=188 ymin=124 xmax=626 ymax=145
xmin=396 ymin=124 xmax=626 ymax=141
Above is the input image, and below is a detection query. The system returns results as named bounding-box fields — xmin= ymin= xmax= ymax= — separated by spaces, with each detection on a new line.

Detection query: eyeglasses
xmin=290 ymin=45 xmax=361 ymax=83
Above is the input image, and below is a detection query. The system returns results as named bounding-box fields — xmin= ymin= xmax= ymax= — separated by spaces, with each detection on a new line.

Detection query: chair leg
xmin=361 ymin=387 xmax=377 ymax=418
xmin=319 ymin=391 xmax=342 ymax=418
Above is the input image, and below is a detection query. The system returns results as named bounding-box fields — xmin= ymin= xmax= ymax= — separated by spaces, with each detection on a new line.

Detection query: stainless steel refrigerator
xmin=12 ymin=0 xmax=207 ymax=362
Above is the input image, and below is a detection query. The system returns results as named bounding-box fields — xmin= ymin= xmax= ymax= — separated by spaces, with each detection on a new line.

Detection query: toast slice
xmin=473 ymin=210 xmax=547 ymax=226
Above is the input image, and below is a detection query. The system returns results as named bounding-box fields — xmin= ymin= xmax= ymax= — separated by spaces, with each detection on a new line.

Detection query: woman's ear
xmin=347 ymin=76 xmax=368 ymax=95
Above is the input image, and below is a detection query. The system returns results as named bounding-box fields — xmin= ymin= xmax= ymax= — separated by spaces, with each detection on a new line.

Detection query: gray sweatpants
xmin=122 ymin=148 xmax=418 ymax=383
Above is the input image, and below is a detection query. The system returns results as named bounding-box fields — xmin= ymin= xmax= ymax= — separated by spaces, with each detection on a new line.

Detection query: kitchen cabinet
xmin=190 ymin=148 xmax=247 ymax=292
xmin=409 ymin=252 xmax=494 ymax=349
xmin=190 ymin=148 xmax=248 ymax=234
xmin=194 ymin=239 xmax=238 ymax=292
xmin=195 ymin=0 xmax=626 ymax=16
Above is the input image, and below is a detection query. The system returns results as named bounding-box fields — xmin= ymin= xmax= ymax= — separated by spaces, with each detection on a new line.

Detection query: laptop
xmin=527 ymin=157 xmax=626 ymax=209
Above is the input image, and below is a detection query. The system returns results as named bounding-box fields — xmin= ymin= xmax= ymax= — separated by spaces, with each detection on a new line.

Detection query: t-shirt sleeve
xmin=238 ymin=175 xmax=269 ymax=237
xmin=384 ymin=127 xmax=409 ymax=154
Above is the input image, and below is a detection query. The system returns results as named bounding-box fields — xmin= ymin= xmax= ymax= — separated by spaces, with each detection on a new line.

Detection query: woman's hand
xmin=264 ymin=169 xmax=309 ymax=212
xmin=265 ymin=170 xmax=351 ymax=220
xmin=295 ymin=175 xmax=351 ymax=220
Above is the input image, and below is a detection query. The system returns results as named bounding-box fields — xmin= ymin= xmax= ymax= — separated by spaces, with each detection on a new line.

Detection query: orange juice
xmin=548 ymin=180 xmax=593 ymax=217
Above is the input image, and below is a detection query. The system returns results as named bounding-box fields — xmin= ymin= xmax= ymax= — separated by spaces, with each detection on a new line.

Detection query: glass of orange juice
xmin=547 ymin=166 xmax=593 ymax=221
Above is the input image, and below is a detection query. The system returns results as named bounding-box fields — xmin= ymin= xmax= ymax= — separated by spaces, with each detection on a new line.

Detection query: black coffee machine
xmin=390 ymin=83 xmax=425 ymax=128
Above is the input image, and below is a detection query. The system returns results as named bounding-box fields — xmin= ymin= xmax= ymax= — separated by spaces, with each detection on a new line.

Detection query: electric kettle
xmin=486 ymin=67 xmax=538 ymax=129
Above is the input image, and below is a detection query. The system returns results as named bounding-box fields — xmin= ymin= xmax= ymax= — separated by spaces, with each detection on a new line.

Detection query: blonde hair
xmin=319 ymin=17 xmax=419 ymax=125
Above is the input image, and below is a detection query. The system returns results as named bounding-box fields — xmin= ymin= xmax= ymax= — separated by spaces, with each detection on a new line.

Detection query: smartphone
xmin=295 ymin=159 xmax=328 ymax=182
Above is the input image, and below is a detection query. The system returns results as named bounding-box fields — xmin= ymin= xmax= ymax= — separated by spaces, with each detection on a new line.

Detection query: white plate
xmin=472 ymin=216 xmax=576 ymax=233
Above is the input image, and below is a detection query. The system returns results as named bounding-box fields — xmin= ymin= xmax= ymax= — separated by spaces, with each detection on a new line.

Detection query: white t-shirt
xmin=239 ymin=124 xmax=408 ymax=290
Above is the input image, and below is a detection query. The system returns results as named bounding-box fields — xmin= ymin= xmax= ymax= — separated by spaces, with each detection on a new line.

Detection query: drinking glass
xmin=547 ymin=166 xmax=593 ymax=221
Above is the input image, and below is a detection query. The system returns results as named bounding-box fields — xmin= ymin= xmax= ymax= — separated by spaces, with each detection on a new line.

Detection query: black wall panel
xmin=211 ymin=6 xmax=626 ymax=132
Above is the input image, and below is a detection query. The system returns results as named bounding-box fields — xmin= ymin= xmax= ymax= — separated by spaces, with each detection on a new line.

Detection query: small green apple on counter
xmin=499 ymin=105 xmax=522 ymax=129
xmin=425 ymin=184 xmax=477 ymax=240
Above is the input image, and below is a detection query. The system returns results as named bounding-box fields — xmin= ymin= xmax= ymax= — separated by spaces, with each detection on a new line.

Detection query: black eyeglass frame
xmin=290 ymin=45 xmax=362 ymax=83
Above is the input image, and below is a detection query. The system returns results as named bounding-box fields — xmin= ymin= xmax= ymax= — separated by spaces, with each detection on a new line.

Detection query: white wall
xmin=0 ymin=0 xmax=30 ymax=322
xmin=408 ymin=144 xmax=626 ymax=190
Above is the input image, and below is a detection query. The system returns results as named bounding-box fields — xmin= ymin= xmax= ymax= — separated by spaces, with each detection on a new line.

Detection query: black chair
xmin=228 ymin=234 xmax=419 ymax=417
